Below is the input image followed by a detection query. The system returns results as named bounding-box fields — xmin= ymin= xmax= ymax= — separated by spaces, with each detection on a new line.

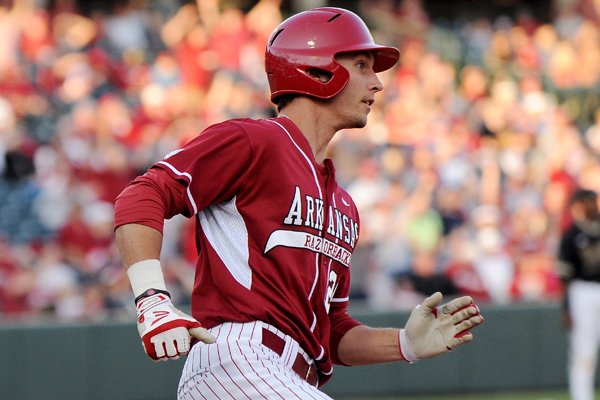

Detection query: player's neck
xmin=279 ymin=101 xmax=338 ymax=164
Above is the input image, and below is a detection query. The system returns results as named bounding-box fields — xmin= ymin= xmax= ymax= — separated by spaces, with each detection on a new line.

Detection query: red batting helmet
xmin=265 ymin=7 xmax=400 ymax=102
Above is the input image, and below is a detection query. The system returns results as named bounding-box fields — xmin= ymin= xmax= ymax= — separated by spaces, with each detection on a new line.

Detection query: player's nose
xmin=369 ymin=72 xmax=383 ymax=93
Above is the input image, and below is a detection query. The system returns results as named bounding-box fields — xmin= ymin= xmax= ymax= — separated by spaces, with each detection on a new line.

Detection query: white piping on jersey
xmin=310 ymin=312 xmax=317 ymax=332
xmin=267 ymin=119 xmax=323 ymax=200
xmin=315 ymin=346 xmax=325 ymax=362
xmin=198 ymin=196 xmax=252 ymax=289
xmin=268 ymin=118 xmax=325 ymax=335
xmin=330 ymin=296 xmax=349 ymax=303
xmin=157 ymin=160 xmax=198 ymax=215
xmin=268 ymin=119 xmax=323 ymax=299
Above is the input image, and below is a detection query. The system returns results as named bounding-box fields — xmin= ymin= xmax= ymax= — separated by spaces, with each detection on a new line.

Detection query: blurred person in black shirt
xmin=557 ymin=189 xmax=600 ymax=400
xmin=394 ymin=249 xmax=460 ymax=307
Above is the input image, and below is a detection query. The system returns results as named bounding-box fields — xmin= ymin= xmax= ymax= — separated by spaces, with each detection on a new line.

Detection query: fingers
xmin=447 ymin=317 xmax=479 ymax=350
xmin=162 ymin=337 xmax=180 ymax=360
xmin=149 ymin=336 xmax=168 ymax=361
xmin=149 ymin=327 xmax=194 ymax=361
xmin=454 ymin=313 xmax=484 ymax=335
xmin=420 ymin=291 xmax=443 ymax=312
xmin=154 ymin=327 xmax=215 ymax=361
xmin=440 ymin=295 xmax=475 ymax=315
xmin=450 ymin=304 xmax=482 ymax=324
xmin=142 ymin=324 xmax=216 ymax=362
xmin=449 ymin=331 xmax=474 ymax=349
xmin=440 ymin=296 xmax=483 ymax=352
xmin=189 ymin=326 xmax=216 ymax=344
xmin=447 ymin=311 xmax=483 ymax=351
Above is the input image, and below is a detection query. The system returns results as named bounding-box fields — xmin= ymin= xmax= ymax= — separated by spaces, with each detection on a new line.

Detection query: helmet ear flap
xmin=294 ymin=62 xmax=349 ymax=99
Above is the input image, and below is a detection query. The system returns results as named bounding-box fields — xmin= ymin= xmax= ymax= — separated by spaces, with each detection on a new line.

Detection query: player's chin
xmin=347 ymin=115 xmax=368 ymax=130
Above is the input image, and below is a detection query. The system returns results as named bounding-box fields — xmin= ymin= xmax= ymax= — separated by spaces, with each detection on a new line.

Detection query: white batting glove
xmin=136 ymin=291 xmax=215 ymax=361
xmin=399 ymin=292 xmax=483 ymax=363
xmin=127 ymin=259 xmax=215 ymax=361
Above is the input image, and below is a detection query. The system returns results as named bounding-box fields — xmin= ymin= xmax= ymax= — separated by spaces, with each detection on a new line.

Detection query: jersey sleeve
xmin=153 ymin=121 xmax=254 ymax=216
xmin=328 ymin=267 xmax=362 ymax=365
xmin=114 ymin=168 xmax=190 ymax=233
xmin=114 ymin=121 xmax=253 ymax=232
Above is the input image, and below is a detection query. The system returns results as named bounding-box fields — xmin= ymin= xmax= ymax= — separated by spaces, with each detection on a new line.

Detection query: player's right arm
xmin=115 ymin=223 xmax=162 ymax=267
xmin=115 ymin=123 xmax=253 ymax=361
xmin=114 ymin=171 xmax=215 ymax=361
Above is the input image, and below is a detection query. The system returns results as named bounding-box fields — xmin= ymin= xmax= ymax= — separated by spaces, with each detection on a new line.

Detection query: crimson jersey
xmin=114 ymin=116 xmax=362 ymax=384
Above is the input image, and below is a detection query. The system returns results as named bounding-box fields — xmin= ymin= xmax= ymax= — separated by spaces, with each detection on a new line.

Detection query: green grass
xmin=339 ymin=390 xmax=577 ymax=400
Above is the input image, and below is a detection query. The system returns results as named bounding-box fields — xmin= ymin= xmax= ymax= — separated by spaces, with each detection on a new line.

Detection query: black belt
xmin=261 ymin=328 xmax=319 ymax=387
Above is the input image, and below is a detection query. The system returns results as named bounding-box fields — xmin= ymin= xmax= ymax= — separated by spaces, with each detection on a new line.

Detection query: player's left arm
xmin=336 ymin=292 xmax=484 ymax=365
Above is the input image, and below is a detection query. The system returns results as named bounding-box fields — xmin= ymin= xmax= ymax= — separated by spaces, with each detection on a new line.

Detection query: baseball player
xmin=557 ymin=189 xmax=600 ymax=400
xmin=114 ymin=7 xmax=484 ymax=399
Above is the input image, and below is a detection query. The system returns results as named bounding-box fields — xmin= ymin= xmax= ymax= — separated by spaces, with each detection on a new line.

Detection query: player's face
xmin=329 ymin=52 xmax=383 ymax=129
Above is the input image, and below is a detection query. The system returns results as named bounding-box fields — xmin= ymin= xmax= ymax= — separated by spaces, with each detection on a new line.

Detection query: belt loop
xmin=261 ymin=326 xmax=318 ymax=386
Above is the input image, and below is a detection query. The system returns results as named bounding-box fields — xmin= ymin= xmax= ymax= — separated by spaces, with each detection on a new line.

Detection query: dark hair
xmin=275 ymin=94 xmax=297 ymax=113
xmin=4 ymin=150 xmax=35 ymax=181
xmin=569 ymin=189 xmax=597 ymax=205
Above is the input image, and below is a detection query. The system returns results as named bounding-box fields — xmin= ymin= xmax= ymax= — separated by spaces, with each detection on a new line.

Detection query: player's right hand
xmin=136 ymin=292 xmax=216 ymax=361
xmin=399 ymin=292 xmax=483 ymax=362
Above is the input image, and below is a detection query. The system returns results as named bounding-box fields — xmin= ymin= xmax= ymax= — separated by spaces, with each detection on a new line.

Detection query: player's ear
xmin=305 ymin=68 xmax=332 ymax=83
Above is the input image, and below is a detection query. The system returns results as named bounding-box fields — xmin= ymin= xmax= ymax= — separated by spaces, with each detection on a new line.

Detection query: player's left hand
xmin=136 ymin=292 xmax=216 ymax=361
xmin=399 ymin=292 xmax=483 ymax=362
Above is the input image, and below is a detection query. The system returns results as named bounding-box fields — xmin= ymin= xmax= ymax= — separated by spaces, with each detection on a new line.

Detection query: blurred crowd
xmin=1 ymin=0 xmax=600 ymax=321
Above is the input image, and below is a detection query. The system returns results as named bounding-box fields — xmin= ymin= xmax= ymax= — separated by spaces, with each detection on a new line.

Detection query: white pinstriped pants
xmin=567 ymin=280 xmax=600 ymax=400
xmin=177 ymin=321 xmax=333 ymax=400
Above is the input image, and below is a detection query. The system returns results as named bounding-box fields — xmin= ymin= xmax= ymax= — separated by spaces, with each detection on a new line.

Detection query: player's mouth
xmin=362 ymin=99 xmax=374 ymax=109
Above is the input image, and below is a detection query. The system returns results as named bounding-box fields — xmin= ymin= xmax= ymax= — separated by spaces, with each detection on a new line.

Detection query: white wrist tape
xmin=399 ymin=329 xmax=419 ymax=363
xmin=127 ymin=259 xmax=167 ymax=298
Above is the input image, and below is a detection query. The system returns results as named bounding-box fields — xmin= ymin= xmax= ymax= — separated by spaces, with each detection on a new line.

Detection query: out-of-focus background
xmin=0 ymin=0 xmax=599 ymax=398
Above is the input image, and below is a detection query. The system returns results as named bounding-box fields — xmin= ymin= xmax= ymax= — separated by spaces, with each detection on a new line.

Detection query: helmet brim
xmin=335 ymin=45 xmax=400 ymax=73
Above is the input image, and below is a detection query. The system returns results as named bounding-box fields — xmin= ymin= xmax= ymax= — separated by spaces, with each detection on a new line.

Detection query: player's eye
xmin=355 ymin=57 xmax=374 ymax=71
